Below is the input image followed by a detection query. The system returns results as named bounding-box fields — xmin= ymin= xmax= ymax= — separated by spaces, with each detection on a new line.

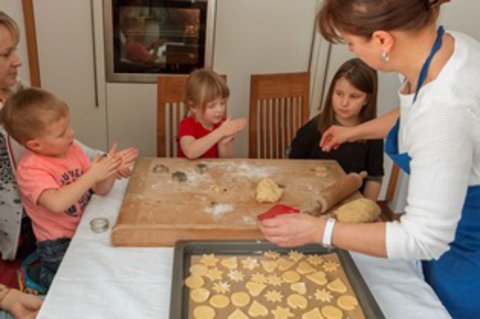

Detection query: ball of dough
xmin=256 ymin=178 xmax=283 ymax=203
xmin=335 ymin=198 xmax=381 ymax=223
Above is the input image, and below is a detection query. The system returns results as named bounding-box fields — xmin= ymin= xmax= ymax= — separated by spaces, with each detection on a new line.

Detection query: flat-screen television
xmin=104 ymin=0 xmax=215 ymax=83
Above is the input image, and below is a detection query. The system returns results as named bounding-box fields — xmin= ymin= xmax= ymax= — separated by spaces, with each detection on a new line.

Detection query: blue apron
xmin=385 ymin=26 xmax=480 ymax=319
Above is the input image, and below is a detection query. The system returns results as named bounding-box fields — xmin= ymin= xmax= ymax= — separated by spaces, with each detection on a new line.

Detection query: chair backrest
xmin=249 ymin=72 xmax=310 ymax=158
xmin=157 ymin=75 xmax=189 ymax=157
xmin=157 ymin=74 xmax=227 ymax=157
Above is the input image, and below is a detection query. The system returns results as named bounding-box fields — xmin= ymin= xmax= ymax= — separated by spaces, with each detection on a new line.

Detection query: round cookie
xmin=193 ymin=305 xmax=215 ymax=319
xmin=231 ymin=292 xmax=251 ymax=307
xmin=209 ymin=294 xmax=230 ymax=308
xmin=282 ymin=270 xmax=301 ymax=283
xmin=185 ymin=275 xmax=204 ymax=289
xmin=321 ymin=305 xmax=343 ymax=319
xmin=190 ymin=288 xmax=210 ymax=303
xmin=190 ymin=264 xmax=209 ymax=277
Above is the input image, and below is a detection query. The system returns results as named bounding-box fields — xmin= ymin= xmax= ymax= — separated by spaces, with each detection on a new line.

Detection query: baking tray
xmin=170 ymin=240 xmax=385 ymax=319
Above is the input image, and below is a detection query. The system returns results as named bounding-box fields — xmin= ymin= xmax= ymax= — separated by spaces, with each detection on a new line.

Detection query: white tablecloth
xmin=38 ymin=179 xmax=451 ymax=319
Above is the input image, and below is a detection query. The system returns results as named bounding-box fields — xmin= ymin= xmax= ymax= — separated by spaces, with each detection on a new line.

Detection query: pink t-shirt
xmin=16 ymin=142 xmax=92 ymax=242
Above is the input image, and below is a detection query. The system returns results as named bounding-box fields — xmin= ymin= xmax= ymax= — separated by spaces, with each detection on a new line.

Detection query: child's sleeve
xmin=16 ymin=163 xmax=60 ymax=206
xmin=366 ymin=139 xmax=384 ymax=180
xmin=177 ymin=117 xmax=195 ymax=141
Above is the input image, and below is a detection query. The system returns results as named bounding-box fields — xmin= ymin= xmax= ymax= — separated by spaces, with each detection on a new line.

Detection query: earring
xmin=380 ymin=51 xmax=390 ymax=62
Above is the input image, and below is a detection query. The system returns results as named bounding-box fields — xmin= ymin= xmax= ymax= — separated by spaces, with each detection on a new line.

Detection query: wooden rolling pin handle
xmin=318 ymin=171 xmax=367 ymax=214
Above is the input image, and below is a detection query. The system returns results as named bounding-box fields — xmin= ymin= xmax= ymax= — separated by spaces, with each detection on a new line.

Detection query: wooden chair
xmin=249 ymin=72 xmax=310 ymax=158
xmin=157 ymin=74 xmax=227 ymax=157
xmin=157 ymin=75 xmax=189 ymax=157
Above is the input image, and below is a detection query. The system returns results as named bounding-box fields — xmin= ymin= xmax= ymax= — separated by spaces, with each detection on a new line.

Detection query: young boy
xmin=0 ymin=88 xmax=124 ymax=289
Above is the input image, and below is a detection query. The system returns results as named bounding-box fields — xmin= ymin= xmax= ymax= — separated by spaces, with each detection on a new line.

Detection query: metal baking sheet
xmin=169 ymin=240 xmax=385 ymax=319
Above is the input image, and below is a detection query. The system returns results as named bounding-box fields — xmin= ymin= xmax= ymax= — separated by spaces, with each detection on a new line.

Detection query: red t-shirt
xmin=177 ymin=115 xmax=223 ymax=158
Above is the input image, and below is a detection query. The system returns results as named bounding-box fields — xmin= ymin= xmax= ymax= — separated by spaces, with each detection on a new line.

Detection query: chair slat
xmin=249 ymin=72 xmax=310 ymax=158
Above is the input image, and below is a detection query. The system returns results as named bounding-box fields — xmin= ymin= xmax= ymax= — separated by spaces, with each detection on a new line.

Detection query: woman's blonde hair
xmin=0 ymin=88 xmax=69 ymax=145
xmin=0 ymin=11 xmax=20 ymax=45
xmin=185 ymin=68 xmax=229 ymax=114
xmin=318 ymin=58 xmax=377 ymax=132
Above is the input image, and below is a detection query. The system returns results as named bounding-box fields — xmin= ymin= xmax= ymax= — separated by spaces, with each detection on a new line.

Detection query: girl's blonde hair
xmin=0 ymin=88 xmax=69 ymax=145
xmin=318 ymin=58 xmax=377 ymax=132
xmin=185 ymin=68 xmax=229 ymax=114
xmin=0 ymin=11 xmax=20 ymax=45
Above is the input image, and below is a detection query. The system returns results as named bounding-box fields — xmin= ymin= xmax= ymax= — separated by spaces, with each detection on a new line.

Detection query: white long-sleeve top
xmin=386 ymin=31 xmax=480 ymax=260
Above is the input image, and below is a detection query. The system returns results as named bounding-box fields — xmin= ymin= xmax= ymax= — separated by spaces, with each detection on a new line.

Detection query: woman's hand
xmin=2 ymin=288 xmax=42 ymax=319
xmin=319 ymin=125 xmax=355 ymax=152
xmin=259 ymin=213 xmax=326 ymax=247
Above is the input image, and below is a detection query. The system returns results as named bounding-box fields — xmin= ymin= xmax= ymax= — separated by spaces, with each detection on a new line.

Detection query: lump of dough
xmin=256 ymin=178 xmax=283 ymax=203
xmin=335 ymin=198 xmax=381 ymax=223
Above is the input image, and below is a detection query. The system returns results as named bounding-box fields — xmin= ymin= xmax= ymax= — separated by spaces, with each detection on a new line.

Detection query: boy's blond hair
xmin=185 ymin=69 xmax=229 ymax=115
xmin=0 ymin=88 xmax=69 ymax=145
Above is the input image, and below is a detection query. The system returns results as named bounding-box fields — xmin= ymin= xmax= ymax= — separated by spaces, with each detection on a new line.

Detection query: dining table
xmin=37 ymin=178 xmax=451 ymax=319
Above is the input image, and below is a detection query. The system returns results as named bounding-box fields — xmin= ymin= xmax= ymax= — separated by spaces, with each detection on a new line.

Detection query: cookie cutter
xmin=196 ymin=163 xmax=207 ymax=174
xmin=90 ymin=217 xmax=110 ymax=233
xmin=171 ymin=171 xmax=188 ymax=182
xmin=153 ymin=164 xmax=169 ymax=173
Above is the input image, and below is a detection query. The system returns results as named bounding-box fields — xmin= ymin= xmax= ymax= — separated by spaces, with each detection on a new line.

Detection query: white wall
xmin=104 ymin=0 xmax=318 ymax=157
xmin=213 ymin=0 xmax=317 ymax=157
xmin=2 ymin=1 xmax=31 ymax=85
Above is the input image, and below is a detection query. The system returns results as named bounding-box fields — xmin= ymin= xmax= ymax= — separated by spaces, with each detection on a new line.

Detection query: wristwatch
xmin=322 ymin=218 xmax=336 ymax=247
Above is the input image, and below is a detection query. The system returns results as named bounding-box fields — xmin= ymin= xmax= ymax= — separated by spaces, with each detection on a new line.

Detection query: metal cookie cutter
xmin=90 ymin=217 xmax=110 ymax=233
xmin=196 ymin=163 xmax=207 ymax=174
xmin=171 ymin=171 xmax=187 ymax=182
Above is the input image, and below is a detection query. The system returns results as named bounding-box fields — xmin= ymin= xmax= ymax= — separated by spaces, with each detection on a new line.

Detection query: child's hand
xmin=219 ymin=135 xmax=235 ymax=145
xmin=88 ymin=154 xmax=122 ymax=182
xmin=219 ymin=118 xmax=247 ymax=137
xmin=109 ymin=145 xmax=139 ymax=179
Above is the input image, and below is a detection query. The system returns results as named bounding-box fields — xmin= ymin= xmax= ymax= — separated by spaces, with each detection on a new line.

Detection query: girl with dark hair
xmin=289 ymin=58 xmax=383 ymax=200
xmin=261 ymin=1 xmax=480 ymax=317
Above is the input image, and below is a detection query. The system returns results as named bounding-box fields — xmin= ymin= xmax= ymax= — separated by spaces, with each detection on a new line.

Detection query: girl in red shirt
xmin=177 ymin=69 xmax=246 ymax=159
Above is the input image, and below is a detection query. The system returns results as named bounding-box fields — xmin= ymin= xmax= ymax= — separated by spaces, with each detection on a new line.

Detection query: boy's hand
xmin=88 ymin=154 xmax=122 ymax=182
xmin=219 ymin=118 xmax=247 ymax=137
xmin=108 ymin=145 xmax=139 ymax=179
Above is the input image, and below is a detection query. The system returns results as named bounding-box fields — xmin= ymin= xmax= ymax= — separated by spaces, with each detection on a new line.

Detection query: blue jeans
xmin=0 ymin=310 xmax=13 ymax=319
xmin=36 ymin=238 xmax=71 ymax=290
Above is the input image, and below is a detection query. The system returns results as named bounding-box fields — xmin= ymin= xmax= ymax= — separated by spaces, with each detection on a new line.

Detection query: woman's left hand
xmin=259 ymin=213 xmax=326 ymax=247
xmin=2 ymin=288 xmax=42 ymax=319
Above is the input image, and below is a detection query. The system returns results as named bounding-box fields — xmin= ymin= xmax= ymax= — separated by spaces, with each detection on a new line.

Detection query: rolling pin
xmin=308 ymin=171 xmax=367 ymax=216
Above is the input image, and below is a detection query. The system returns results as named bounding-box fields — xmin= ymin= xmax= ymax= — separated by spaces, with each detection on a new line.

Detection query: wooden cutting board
xmin=111 ymin=158 xmax=359 ymax=247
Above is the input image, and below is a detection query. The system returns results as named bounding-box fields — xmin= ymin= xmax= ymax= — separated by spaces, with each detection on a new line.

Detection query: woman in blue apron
xmin=260 ymin=1 xmax=480 ymax=318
